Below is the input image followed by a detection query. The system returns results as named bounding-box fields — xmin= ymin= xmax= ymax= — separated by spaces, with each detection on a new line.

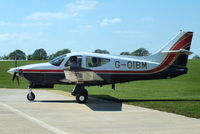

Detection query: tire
xmin=76 ymin=90 xmax=88 ymax=103
xmin=76 ymin=95 xmax=88 ymax=103
xmin=27 ymin=92 xmax=35 ymax=101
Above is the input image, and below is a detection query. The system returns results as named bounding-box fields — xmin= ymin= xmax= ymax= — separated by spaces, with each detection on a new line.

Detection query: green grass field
xmin=0 ymin=60 xmax=200 ymax=118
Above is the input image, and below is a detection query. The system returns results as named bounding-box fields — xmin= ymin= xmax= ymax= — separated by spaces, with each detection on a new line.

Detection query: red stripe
xmin=94 ymin=54 xmax=176 ymax=74
xmin=171 ymin=34 xmax=192 ymax=50
xmin=95 ymin=34 xmax=192 ymax=74
xmin=20 ymin=69 xmax=64 ymax=73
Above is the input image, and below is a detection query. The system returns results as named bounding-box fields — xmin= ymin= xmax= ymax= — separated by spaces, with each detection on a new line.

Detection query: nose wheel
xmin=27 ymin=92 xmax=35 ymax=101
xmin=27 ymin=87 xmax=35 ymax=101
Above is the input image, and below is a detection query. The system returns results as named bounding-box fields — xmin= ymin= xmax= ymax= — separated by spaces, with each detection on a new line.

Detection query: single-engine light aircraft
xmin=8 ymin=31 xmax=193 ymax=103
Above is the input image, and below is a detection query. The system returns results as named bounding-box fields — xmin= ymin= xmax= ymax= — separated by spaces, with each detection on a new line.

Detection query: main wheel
xmin=76 ymin=89 xmax=88 ymax=103
xmin=76 ymin=94 xmax=88 ymax=103
xmin=27 ymin=92 xmax=35 ymax=101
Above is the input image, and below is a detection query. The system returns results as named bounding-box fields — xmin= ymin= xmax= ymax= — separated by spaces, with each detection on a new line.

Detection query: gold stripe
xmin=170 ymin=32 xmax=192 ymax=50
xmin=48 ymin=90 xmax=74 ymax=97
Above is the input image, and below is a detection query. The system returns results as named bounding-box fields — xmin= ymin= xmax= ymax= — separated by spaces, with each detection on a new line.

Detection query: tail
xmin=148 ymin=31 xmax=193 ymax=68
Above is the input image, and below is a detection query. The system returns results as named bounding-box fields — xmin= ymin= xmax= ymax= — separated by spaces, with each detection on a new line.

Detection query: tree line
xmin=0 ymin=48 xmax=199 ymax=60
xmin=0 ymin=48 xmax=71 ymax=60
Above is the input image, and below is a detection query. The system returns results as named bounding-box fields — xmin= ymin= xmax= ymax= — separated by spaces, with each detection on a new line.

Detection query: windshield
xmin=49 ymin=54 xmax=66 ymax=66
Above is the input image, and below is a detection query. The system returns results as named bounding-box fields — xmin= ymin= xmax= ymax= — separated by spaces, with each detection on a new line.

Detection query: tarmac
xmin=0 ymin=88 xmax=200 ymax=134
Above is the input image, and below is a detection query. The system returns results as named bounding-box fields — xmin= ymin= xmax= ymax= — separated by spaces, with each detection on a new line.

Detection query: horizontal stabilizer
xmin=162 ymin=49 xmax=193 ymax=55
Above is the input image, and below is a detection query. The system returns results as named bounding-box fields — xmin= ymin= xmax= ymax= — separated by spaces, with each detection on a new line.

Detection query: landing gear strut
xmin=27 ymin=87 xmax=35 ymax=101
xmin=71 ymin=84 xmax=88 ymax=103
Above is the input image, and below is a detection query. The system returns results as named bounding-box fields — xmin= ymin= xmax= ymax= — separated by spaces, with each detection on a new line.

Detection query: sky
xmin=0 ymin=0 xmax=199 ymax=57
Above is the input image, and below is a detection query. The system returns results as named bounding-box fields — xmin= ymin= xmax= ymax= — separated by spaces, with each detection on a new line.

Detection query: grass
xmin=0 ymin=60 xmax=47 ymax=88
xmin=0 ymin=60 xmax=200 ymax=118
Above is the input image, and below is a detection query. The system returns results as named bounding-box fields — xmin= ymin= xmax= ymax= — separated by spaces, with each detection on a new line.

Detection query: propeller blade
xmin=12 ymin=72 xmax=20 ymax=85
xmin=16 ymin=76 xmax=20 ymax=85
xmin=11 ymin=58 xmax=20 ymax=85
xmin=12 ymin=72 xmax=17 ymax=82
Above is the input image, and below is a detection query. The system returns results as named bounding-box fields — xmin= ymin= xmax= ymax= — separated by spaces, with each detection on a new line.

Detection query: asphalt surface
xmin=0 ymin=88 xmax=200 ymax=134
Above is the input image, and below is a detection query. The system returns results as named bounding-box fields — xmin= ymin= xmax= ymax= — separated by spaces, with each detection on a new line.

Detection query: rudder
xmin=163 ymin=32 xmax=193 ymax=67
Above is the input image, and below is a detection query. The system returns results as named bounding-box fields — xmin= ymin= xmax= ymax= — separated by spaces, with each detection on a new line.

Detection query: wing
xmin=63 ymin=68 xmax=103 ymax=83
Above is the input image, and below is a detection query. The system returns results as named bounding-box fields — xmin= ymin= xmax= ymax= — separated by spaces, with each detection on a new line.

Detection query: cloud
xmin=20 ymin=22 xmax=52 ymax=27
xmin=25 ymin=0 xmax=98 ymax=21
xmin=72 ymin=24 xmax=94 ymax=32
xmin=100 ymin=18 xmax=121 ymax=27
xmin=66 ymin=0 xmax=99 ymax=12
xmin=16 ymin=32 xmax=44 ymax=42
xmin=0 ymin=21 xmax=10 ymax=26
xmin=0 ymin=32 xmax=44 ymax=42
xmin=0 ymin=33 xmax=18 ymax=41
xmin=141 ymin=17 xmax=155 ymax=22
xmin=25 ymin=12 xmax=77 ymax=20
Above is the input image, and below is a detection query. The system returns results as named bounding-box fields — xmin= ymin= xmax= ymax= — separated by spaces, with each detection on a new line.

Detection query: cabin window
xmin=86 ymin=56 xmax=110 ymax=67
xmin=49 ymin=54 xmax=66 ymax=66
xmin=65 ymin=55 xmax=82 ymax=68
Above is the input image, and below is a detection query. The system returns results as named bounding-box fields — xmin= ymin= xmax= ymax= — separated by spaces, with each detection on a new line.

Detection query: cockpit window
xmin=65 ymin=56 xmax=82 ymax=67
xmin=86 ymin=56 xmax=110 ymax=67
xmin=49 ymin=54 xmax=66 ymax=66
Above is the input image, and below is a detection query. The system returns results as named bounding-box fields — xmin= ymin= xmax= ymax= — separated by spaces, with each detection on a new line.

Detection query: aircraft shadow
xmin=33 ymin=96 xmax=200 ymax=112
xmin=87 ymin=95 xmax=200 ymax=111
xmin=35 ymin=100 xmax=77 ymax=103
xmin=86 ymin=95 xmax=122 ymax=111
xmin=34 ymin=95 xmax=123 ymax=112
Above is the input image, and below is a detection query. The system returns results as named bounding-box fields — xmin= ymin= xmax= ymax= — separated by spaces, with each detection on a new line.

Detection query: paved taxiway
xmin=0 ymin=88 xmax=200 ymax=134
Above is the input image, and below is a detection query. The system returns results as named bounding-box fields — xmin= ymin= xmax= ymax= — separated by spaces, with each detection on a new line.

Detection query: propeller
xmin=12 ymin=54 xmax=20 ymax=85
xmin=12 ymin=72 xmax=20 ymax=85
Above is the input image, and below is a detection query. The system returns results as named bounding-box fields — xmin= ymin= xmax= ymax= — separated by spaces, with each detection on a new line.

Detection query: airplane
xmin=7 ymin=31 xmax=193 ymax=103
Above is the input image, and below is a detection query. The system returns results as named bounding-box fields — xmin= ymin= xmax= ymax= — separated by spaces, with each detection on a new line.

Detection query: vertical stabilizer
xmin=147 ymin=31 xmax=193 ymax=67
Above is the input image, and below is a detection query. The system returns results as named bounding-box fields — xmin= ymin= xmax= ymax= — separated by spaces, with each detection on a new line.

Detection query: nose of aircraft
xmin=7 ymin=67 xmax=19 ymax=75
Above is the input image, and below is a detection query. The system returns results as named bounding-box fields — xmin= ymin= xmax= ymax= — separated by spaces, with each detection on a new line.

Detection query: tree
xmin=131 ymin=48 xmax=150 ymax=56
xmin=27 ymin=55 xmax=32 ymax=60
xmin=32 ymin=48 xmax=47 ymax=60
xmin=8 ymin=50 xmax=26 ymax=60
xmin=120 ymin=52 xmax=131 ymax=56
xmin=94 ymin=49 xmax=110 ymax=54
xmin=0 ymin=55 xmax=9 ymax=60
xmin=192 ymin=55 xmax=200 ymax=59
xmin=4 ymin=55 xmax=9 ymax=60
xmin=48 ymin=49 xmax=71 ymax=60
